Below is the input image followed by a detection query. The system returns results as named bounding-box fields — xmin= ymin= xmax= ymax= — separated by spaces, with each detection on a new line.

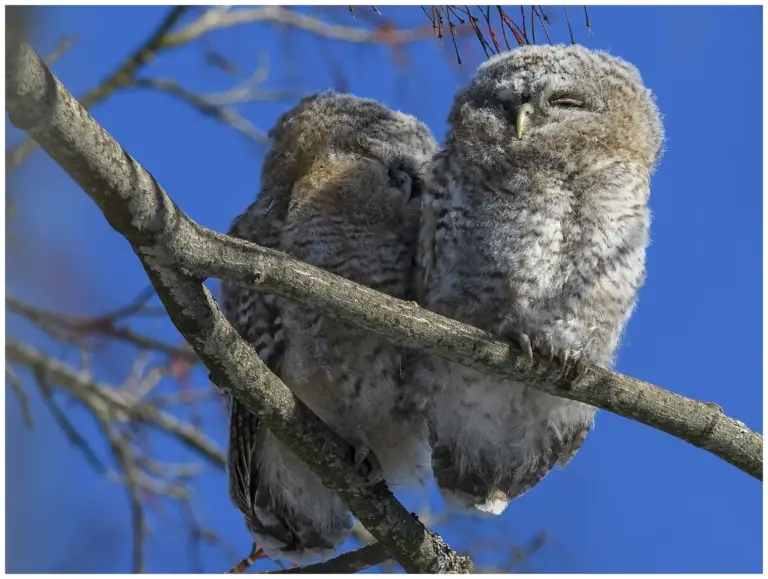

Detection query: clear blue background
xmin=6 ymin=5 xmax=763 ymax=574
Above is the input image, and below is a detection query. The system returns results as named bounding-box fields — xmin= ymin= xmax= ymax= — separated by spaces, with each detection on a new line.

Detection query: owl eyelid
xmin=548 ymin=94 xmax=587 ymax=108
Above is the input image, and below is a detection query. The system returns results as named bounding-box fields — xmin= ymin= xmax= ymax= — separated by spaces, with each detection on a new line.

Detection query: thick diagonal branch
xmin=5 ymin=39 xmax=471 ymax=574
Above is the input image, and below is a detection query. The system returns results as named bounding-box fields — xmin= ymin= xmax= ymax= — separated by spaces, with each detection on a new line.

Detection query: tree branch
xmin=7 ymin=294 xmax=200 ymax=363
xmin=164 ymin=6 xmax=437 ymax=48
xmin=5 ymin=39 xmax=472 ymax=574
xmin=128 ymin=78 xmax=273 ymax=144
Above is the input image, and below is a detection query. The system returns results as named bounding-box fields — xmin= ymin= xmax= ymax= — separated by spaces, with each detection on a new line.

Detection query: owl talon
xmin=499 ymin=319 xmax=533 ymax=363
xmin=539 ymin=342 xmax=556 ymax=374
xmin=573 ymin=356 xmax=590 ymax=384
xmin=347 ymin=431 xmax=384 ymax=486
xmin=556 ymin=349 xmax=570 ymax=379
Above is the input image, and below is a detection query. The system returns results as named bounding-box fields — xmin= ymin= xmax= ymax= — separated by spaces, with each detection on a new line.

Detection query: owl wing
xmin=222 ymin=191 xmax=353 ymax=560
xmin=220 ymin=193 xmax=287 ymax=532
xmin=415 ymin=154 xmax=446 ymax=305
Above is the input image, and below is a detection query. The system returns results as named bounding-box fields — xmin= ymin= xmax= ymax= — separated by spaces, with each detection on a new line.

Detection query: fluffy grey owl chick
xmin=414 ymin=45 xmax=664 ymax=516
xmin=222 ymin=92 xmax=437 ymax=563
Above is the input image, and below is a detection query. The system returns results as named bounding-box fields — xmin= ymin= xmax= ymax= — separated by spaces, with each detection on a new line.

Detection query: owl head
xmin=262 ymin=91 xmax=437 ymax=200
xmin=446 ymin=44 xmax=664 ymax=177
xmin=258 ymin=92 xmax=438 ymax=233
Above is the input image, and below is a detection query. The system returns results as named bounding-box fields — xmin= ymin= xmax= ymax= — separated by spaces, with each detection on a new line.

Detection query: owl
xmin=222 ymin=92 xmax=438 ymax=563
xmin=414 ymin=45 xmax=664 ymax=516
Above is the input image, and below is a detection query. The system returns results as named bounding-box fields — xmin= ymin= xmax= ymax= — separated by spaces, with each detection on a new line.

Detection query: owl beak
xmin=515 ymin=103 xmax=534 ymax=140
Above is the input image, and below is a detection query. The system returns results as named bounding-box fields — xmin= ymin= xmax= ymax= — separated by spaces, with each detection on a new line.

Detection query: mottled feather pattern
xmin=414 ymin=45 xmax=664 ymax=515
xmin=221 ymin=92 xmax=437 ymax=563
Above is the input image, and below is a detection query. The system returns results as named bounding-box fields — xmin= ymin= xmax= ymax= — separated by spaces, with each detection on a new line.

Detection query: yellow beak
xmin=516 ymin=103 xmax=534 ymax=140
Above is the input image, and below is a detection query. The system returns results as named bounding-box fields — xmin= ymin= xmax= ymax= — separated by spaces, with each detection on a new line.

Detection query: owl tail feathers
xmin=431 ymin=447 xmax=512 ymax=517
xmin=439 ymin=485 xmax=512 ymax=517
xmin=245 ymin=501 xmax=353 ymax=565
xmin=433 ymin=424 xmax=593 ymax=518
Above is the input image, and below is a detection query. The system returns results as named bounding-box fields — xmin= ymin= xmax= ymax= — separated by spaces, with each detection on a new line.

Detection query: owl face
xmin=263 ymin=92 xmax=436 ymax=215
xmin=448 ymin=44 xmax=664 ymax=175
xmin=268 ymin=92 xmax=436 ymax=231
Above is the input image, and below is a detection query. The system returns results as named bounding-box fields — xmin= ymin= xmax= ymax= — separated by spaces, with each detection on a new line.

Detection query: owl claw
xmin=535 ymin=344 xmax=590 ymax=386
xmin=498 ymin=319 xmax=533 ymax=362
xmin=540 ymin=342 xmax=556 ymax=373
xmin=555 ymin=349 xmax=570 ymax=379
xmin=499 ymin=320 xmax=590 ymax=385
xmin=347 ymin=430 xmax=384 ymax=487
xmin=573 ymin=356 xmax=590 ymax=383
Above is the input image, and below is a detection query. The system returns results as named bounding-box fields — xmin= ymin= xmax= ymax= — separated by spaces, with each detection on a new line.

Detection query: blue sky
xmin=5 ymin=5 xmax=762 ymax=574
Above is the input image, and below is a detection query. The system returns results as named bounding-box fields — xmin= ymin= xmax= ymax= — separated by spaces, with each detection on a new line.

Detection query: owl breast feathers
xmin=413 ymin=44 xmax=664 ymax=516
xmin=221 ymin=91 xmax=437 ymax=563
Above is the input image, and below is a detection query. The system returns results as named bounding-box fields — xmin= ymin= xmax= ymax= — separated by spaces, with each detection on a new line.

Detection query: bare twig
xmin=34 ymin=368 xmax=107 ymax=473
xmin=564 ymin=6 xmax=576 ymax=44
xmin=43 ymin=35 xmax=77 ymax=66
xmin=6 ymin=367 xmax=34 ymax=428
xmin=165 ymin=6 xmax=437 ymax=48
xmin=100 ymin=415 xmax=147 ymax=573
xmin=584 ymin=6 xmax=592 ymax=36
xmin=93 ymin=285 xmax=156 ymax=322
xmin=129 ymin=78 xmax=272 ymax=144
xmin=533 ymin=6 xmax=552 ymax=44
xmin=7 ymin=294 xmax=199 ymax=363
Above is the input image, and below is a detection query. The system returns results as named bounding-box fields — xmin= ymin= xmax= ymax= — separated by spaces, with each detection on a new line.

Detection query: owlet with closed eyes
xmin=414 ymin=45 xmax=665 ymax=516
xmin=221 ymin=92 xmax=437 ymax=563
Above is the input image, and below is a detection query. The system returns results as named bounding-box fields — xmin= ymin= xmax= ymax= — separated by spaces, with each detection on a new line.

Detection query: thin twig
xmin=519 ymin=6 xmax=529 ymax=43
xmin=166 ymin=6 xmax=437 ymax=48
xmin=564 ymin=6 xmax=575 ymax=44
xmin=7 ymin=295 xmax=200 ymax=363
xmin=43 ymin=35 xmax=77 ymax=66
xmin=533 ymin=6 xmax=552 ymax=44
xmin=480 ymin=7 xmax=500 ymax=53
xmin=497 ymin=7 xmax=511 ymax=51
xmin=34 ymin=368 xmax=107 ymax=473
xmin=444 ymin=7 xmax=463 ymax=64
xmin=102 ymin=418 xmax=147 ymax=573
xmin=129 ymin=78 xmax=272 ymax=144
xmin=6 ymin=367 xmax=34 ymax=428
xmin=584 ymin=6 xmax=592 ymax=36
